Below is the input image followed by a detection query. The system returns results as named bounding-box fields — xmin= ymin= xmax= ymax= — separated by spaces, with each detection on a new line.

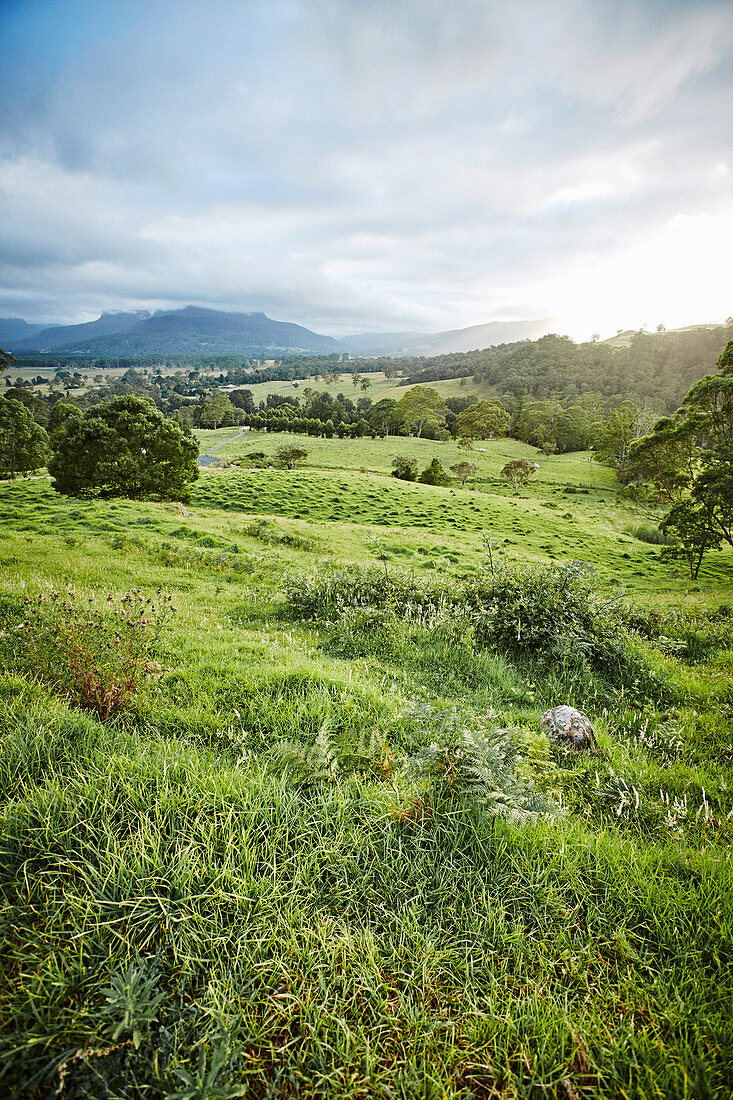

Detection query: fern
xmin=407 ymin=711 xmax=551 ymax=825
xmin=272 ymin=720 xmax=395 ymax=787
xmin=272 ymin=718 xmax=341 ymax=785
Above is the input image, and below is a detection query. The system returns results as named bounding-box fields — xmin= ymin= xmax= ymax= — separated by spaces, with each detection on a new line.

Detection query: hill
xmin=1 ymin=439 xmax=732 ymax=1096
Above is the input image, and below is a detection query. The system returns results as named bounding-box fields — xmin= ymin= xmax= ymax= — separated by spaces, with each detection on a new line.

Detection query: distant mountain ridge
xmin=5 ymin=306 xmax=340 ymax=356
xmin=338 ymin=318 xmax=556 ymax=357
xmin=0 ymin=318 xmax=47 ymax=346
xmin=23 ymin=311 xmax=152 ymax=352
xmin=2 ymin=306 xmax=556 ymax=359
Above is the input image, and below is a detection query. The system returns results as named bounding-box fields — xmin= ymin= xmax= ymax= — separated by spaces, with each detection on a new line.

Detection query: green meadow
xmin=1 ymin=433 xmax=732 ymax=1098
xmin=219 ymin=371 xmax=496 ymax=406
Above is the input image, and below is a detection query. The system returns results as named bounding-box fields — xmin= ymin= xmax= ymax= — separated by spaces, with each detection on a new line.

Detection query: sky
xmin=0 ymin=0 xmax=731 ymax=340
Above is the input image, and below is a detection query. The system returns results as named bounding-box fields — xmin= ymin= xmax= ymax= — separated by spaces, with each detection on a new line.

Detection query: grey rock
xmin=541 ymin=705 xmax=596 ymax=749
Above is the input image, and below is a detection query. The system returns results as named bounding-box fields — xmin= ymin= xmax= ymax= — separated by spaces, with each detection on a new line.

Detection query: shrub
xmin=283 ymin=563 xmax=670 ymax=696
xmin=623 ymin=523 xmax=677 ymax=546
xmin=275 ymin=446 xmax=308 ymax=469
xmin=418 ymin=458 xmax=451 ymax=485
xmin=17 ymin=587 xmax=174 ymax=719
xmin=466 ymin=562 xmax=616 ymax=648
xmin=391 ymin=456 xmax=418 ymax=481
xmin=282 ymin=565 xmax=448 ymax=622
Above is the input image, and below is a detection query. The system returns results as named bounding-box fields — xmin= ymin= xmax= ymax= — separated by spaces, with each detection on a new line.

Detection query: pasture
xmin=1 ymin=435 xmax=732 ymax=1098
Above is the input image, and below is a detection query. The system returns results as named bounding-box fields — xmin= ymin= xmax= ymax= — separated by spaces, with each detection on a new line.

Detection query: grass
xmin=1 ymin=441 xmax=733 ymax=1098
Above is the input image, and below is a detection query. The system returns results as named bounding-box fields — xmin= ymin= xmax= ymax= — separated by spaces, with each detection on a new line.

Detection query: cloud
xmin=0 ymin=0 xmax=731 ymax=336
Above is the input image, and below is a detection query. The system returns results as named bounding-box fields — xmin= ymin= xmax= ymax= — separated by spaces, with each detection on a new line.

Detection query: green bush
xmin=623 ymin=523 xmax=678 ymax=546
xmin=391 ymin=456 xmax=418 ymax=481
xmin=418 ymin=458 xmax=451 ymax=486
xmin=284 ymin=563 xmax=671 ymax=697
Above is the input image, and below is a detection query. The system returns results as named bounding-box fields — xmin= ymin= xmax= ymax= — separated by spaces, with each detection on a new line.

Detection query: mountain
xmin=0 ymin=318 xmax=48 ymax=348
xmin=6 ymin=307 xmax=553 ymax=358
xmin=339 ymin=318 xmax=555 ymax=357
xmin=335 ymin=331 xmax=429 ymax=356
xmin=11 ymin=306 xmax=340 ymax=356
xmin=18 ymin=311 xmax=152 ymax=352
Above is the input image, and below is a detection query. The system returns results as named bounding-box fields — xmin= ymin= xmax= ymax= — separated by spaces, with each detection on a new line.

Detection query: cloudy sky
xmin=1 ymin=0 xmax=732 ymax=339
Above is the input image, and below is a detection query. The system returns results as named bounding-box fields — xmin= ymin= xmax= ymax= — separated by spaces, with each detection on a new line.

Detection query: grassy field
xmin=217 ymin=371 xmax=498 ymax=405
xmin=1 ymin=435 xmax=732 ymax=1099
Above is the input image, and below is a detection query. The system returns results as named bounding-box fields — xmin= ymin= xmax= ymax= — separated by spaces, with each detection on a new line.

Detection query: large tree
xmin=200 ymin=394 xmax=235 ymax=429
xmin=49 ymin=395 xmax=199 ymax=500
xmin=393 ymin=386 xmax=446 ymax=438
xmin=455 ymin=400 xmax=510 ymax=440
xmin=591 ymin=401 xmax=652 ymax=469
xmin=629 ymin=340 xmax=733 ymax=575
xmin=0 ymin=347 xmax=15 ymax=376
xmin=0 ymin=397 xmax=50 ymax=478
xmin=624 ymin=416 xmax=698 ymax=503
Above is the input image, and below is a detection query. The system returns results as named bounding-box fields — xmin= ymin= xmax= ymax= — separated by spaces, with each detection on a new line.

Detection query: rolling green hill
xmin=1 ymin=439 xmax=732 ymax=1098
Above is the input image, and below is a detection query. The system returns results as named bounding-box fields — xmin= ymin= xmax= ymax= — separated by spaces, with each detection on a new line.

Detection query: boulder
xmin=541 ymin=705 xmax=596 ymax=749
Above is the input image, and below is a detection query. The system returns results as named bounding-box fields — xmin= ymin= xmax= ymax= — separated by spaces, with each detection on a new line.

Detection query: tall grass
xmin=1 ymin=472 xmax=733 ymax=1097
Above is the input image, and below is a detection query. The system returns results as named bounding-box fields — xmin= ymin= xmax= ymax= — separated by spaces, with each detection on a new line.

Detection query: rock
xmin=541 ymin=705 xmax=596 ymax=749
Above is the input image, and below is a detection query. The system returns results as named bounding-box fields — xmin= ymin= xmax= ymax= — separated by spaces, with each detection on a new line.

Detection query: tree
xmin=591 ymin=400 xmax=654 ymax=470
xmin=391 ymin=456 xmax=418 ymax=481
xmin=0 ymin=398 xmax=50 ymax=478
xmin=501 ymin=459 xmax=538 ymax=496
xmin=450 ymin=461 xmax=477 ymax=486
xmin=624 ymin=417 xmax=697 ymax=503
xmin=275 ymin=446 xmax=308 ymax=469
xmin=551 ymin=406 xmax=592 ymax=453
xmin=539 ymin=441 xmax=557 ymax=459
xmin=369 ymin=398 xmax=398 ymax=435
xmin=628 ymin=340 xmax=733 ymax=576
xmin=691 ymin=446 xmax=733 ymax=547
xmin=48 ymin=395 xmax=199 ymax=501
xmin=457 ymin=436 xmax=474 ymax=454
xmin=509 ymin=389 xmax=527 ymax=439
xmin=0 ymin=347 xmax=15 ymax=376
xmin=393 ymin=386 xmax=446 ymax=438
xmin=455 ymin=400 xmax=510 ymax=440
xmin=660 ymin=499 xmax=721 ymax=580
xmin=419 ymin=458 xmax=450 ymax=485
xmin=200 ymin=394 xmax=235 ymax=429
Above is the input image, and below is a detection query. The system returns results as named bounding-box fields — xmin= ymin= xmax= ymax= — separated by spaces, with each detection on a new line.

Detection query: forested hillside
xmin=403 ymin=324 xmax=733 ymax=410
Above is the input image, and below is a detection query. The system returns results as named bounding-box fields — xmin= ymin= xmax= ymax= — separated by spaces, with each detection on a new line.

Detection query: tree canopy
xmin=0 ymin=397 xmax=50 ymax=479
xmin=393 ymin=387 xmax=446 ymax=438
xmin=48 ymin=394 xmax=199 ymax=500
xmin=455 ymin=400 xmax=510 ymax=440
xmin=627 ymin=340 xmax=733 ymax=577
xmin=501 ymin=459 xmax=538 ymax=496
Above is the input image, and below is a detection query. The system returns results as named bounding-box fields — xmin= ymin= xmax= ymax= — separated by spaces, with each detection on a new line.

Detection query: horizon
xmin=1 ymin=1 xmax=731 ymax=341
xmin=4 ymin=303 xmax=731 ymax=347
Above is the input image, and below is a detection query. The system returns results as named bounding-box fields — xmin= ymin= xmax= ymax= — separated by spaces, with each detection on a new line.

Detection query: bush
xmin=623 ymin=523 xmax=678 ymax=546
xmin=284 ymin=563 xmax=668 ymax=696
xmin=283 ymin=566 xmax=448 ymax=622
xmin=16 ymin=587 xmax=174 ymax=719
xmin=391 ymin=456 xmax=418 ymax=481
xmin=418 ymin=458 xmax=451 ymax=485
